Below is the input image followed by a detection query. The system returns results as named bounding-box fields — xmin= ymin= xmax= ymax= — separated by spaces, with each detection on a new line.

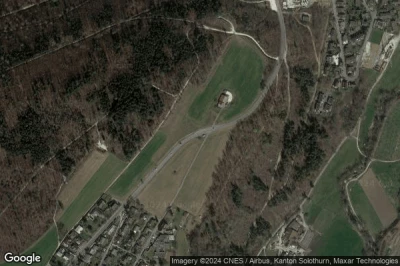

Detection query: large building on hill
xmin=217 ymin=90 xmax=233 ymax=108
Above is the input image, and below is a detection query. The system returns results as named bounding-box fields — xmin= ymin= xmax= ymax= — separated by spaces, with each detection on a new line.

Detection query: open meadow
xmin=304 ymin=139 xmax=363 ymax=255
xmin=174 ymin=128 xmax=232 ymax=215
xmin=138 ymin=139 xmax=202 ymax=218
xmin=372 ymin=161 xmax=400 ymax=208
xmin=359 ymin=168 xmax=397 ymax=228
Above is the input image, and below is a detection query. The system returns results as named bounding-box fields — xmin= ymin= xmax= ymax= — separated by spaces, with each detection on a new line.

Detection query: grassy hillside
xmin=189 ymin=39 xmax=265 ymax=122
xmin=369 ymin=29 xmax=384 ymax=44
xmin=359 ymin=46 xmax=400 ymax=149
xmin=374 ymin=102 xmax=400 ymax=160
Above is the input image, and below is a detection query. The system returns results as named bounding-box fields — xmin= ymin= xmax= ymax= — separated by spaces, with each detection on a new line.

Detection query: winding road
xmin=125 ymin=7 xmax=287 ymax=202
xmin=49 ymin=1 xmax=288 ymax=262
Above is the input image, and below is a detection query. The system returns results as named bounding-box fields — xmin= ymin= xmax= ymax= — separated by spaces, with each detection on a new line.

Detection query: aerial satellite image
xmin=0 ymin=0 xmax=400 ymax=265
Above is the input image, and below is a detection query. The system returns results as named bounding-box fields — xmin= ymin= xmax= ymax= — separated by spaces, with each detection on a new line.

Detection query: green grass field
xmin=359 ymin=45 xmax=400 ymax=148
xmin=369 ymin=29 xmax=384 ymax=44
xmin=309 ymin=217 xmax=364 ymax=256
xmin=304 ymin=138 xmax=363 ymax=255
xmin=371 ymin=161 xmax=400 ymax=208
xmin=349 ymin=182 xmax=383 ymax=236
xmin=108 ymin=132 xmax=166 ymax=198
xmin=175 ymin=230 xmax=189 ymax=256
xmin=59 ymin=153 xmax=127 ymax=230
xmin=1 ymin=227 xmax=58 ymax=266
xmin=374 ymin=102 xmax=400 ymax=160
xmin=361 ymin=68 xmax=380 ymax=88
xmin=188 ymin=39 xmax=264 ymax=122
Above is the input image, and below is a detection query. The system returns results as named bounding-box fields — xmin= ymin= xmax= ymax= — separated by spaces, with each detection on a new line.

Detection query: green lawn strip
xmin=175 ymin=230 xmax=189 ymax=256
xmin=59 ymin=153 xmax=127 ymax=230
xmin=2 ymin=226 xmax=58 ymax=266
xmin=369 ymin=28 xmax=384 ymax=44
xmin=188 ymin=40 xmax=264 ymax=122
xmin=374 ymin=102 xmax=400 ymax=160
xmin=360 ymin=45 xmax=400 ymax=146
xmin=349 ymin=182 xmax=383 ymax=236
xmin=304 ymin=138 xmax=363 ymax=255
xmin=361 ymin=68 xmax=380 ymax=88
xmin=305 ymin=138 xmax=362 ymax=222
xmin=108 ymin=132 xmax=166 ymax=198
xmin=371 ymin=161 xmax=400 ymax=208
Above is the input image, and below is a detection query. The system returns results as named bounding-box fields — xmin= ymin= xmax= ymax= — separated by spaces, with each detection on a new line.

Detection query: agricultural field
xmin=2 ymin=227 xmax=58 ymax=266
xmin=349 ymin=182 xmax=383 ymax=236
xmin=304 ymin=138 xmax=363 ymax=256
xmin=374 ymin=102 xmax=400 ymax=160
xmin=188 ymin=38 xmax=265 ymax=122
xmin=372 ymin=161 xmax=400 ymax=208
xmin=359 ymin=45 xmax=400 ymax=148
xmin=359 ymin=169 xmax=397 ymax=228
xmin=369 ymin=28 xmax=384 ymax=44
xmin=58 ymin=154 xmax=126 ymax=231
xmin=108 ymin=132 xmax=166 ymax=199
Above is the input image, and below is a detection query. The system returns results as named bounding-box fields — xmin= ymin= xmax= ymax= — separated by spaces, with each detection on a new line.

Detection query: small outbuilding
xmin=217 ymin=90 xmax=233 ymax=108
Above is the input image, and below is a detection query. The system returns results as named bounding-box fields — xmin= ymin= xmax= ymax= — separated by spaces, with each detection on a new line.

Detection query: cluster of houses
xmin=314 ymin=91 xmax=334 ymax=113
xmin=319 ymin=0 xmax=399 ymax=113
xmin=374 ymin=0 xmax=400 ymax=33
xmin=49 ymin=195 xmax=121 ymax=266
xmin=141 ymin=207 xmax=188 ymax=262
xmin=102 ymin=198 xmax=159 ymax=265
xmin=324 ymin=0 xmax=372 ymax=79
xmin=269 ymin=217 xmax=311 ymax=256
xmin=281 ymin=219 xmax=306 ymax=247
xmin=143 ymin=218 xmax=177 ymax=260
xmin=79 ymin=216 xmax=120 ymax=265
xmin=48 ymin=192 xmax=186 ymax=266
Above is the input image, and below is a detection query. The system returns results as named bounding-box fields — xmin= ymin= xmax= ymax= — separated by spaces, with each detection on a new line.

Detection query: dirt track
xmin=359 ymin=169 xmax=397 ymax=228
